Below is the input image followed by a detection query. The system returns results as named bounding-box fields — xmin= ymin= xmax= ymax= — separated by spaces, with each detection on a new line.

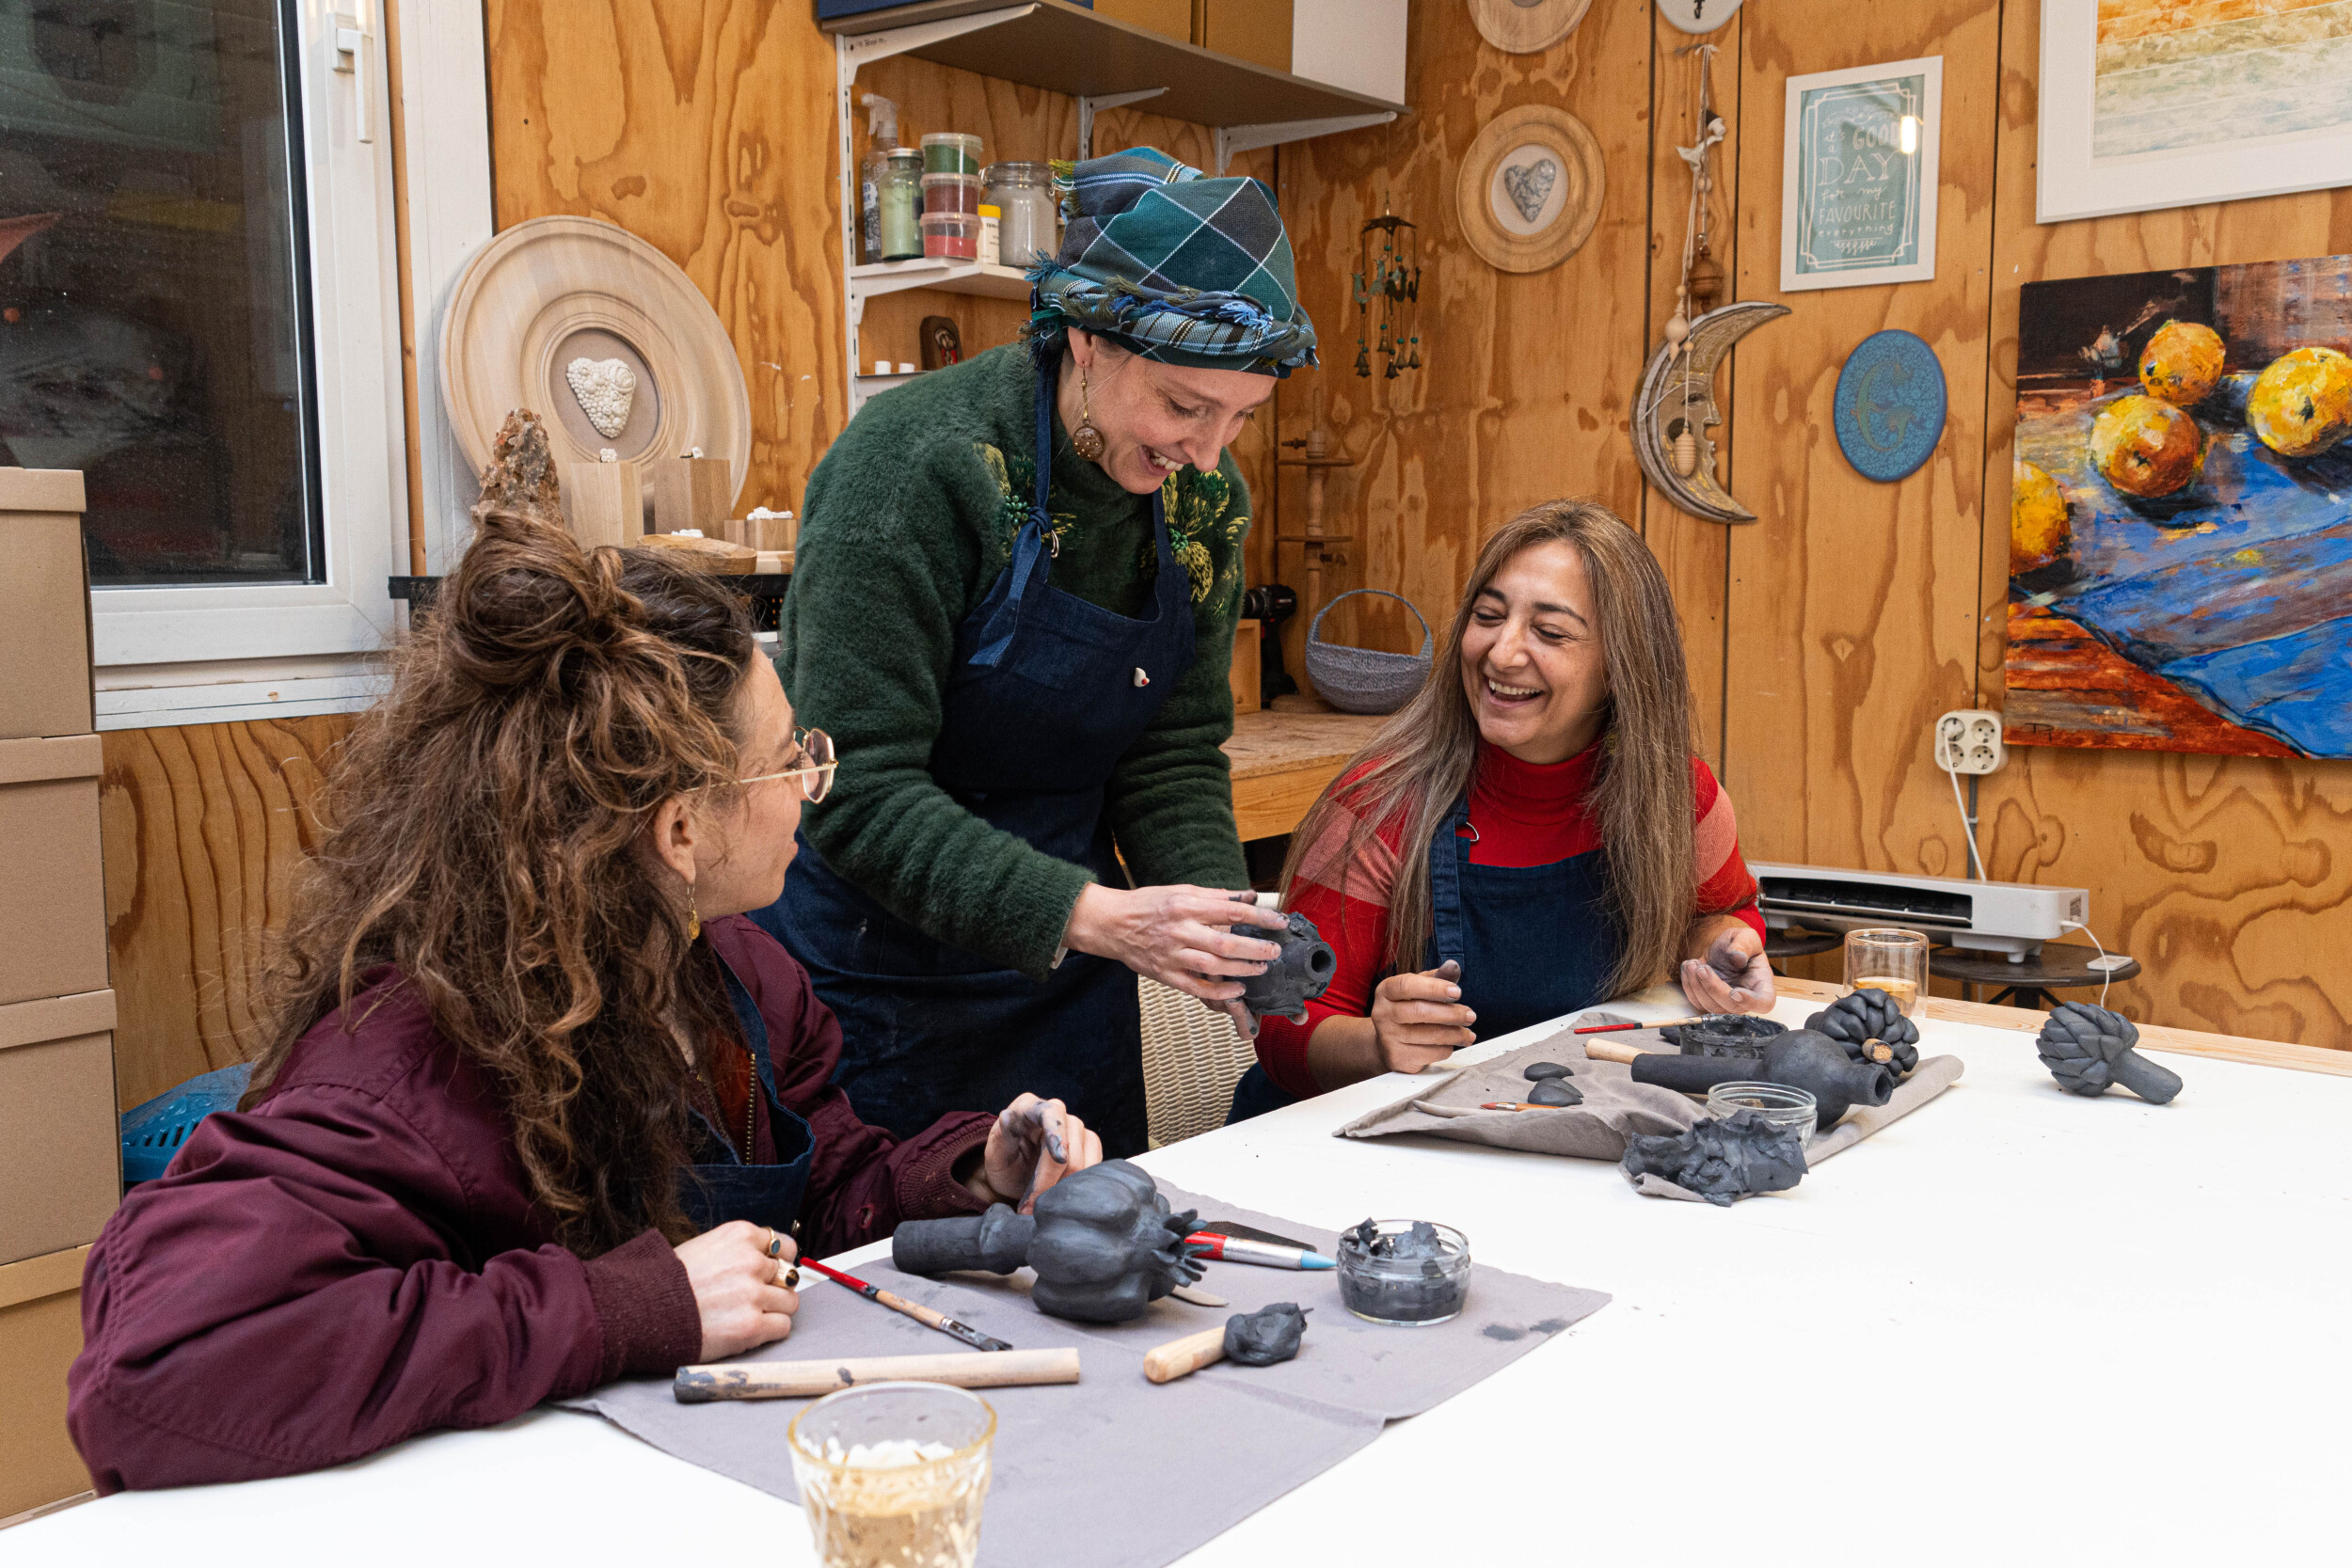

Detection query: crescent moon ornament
xmin=1632 ymin=300 xmax=1789 ymax=523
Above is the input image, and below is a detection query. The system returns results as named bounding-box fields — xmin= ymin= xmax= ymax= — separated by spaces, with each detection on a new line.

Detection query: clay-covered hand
xmin=675 ymin=1220 xmax=801 ymax=1362
xmin=1062 ymin=882 xmax=1288 ymax=1036
xmin=1679 ymin=925 xmax=1774 ymax=1014
xmin=1805 ymin=987 xmax=1921 ymax=1078
xmin=976 ymin=1093 xmax=1104 ymax=1213
xmin=1369 ymin=958 xmax=1477 ymax=1073
xmin=2036 ymin=1002 xmax=2183 ymax=1104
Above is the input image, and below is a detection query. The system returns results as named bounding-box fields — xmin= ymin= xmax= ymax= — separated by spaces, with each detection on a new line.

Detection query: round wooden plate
xmin=1468 ymin=0 xmax=1592 ymax=55
xmin=1455 ymin=104 xmax=1605 ymax=275
xmin=440 ymin=215 xmax=751 ymax=508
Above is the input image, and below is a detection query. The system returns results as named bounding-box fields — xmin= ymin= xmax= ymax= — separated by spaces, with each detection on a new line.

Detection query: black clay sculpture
xmin=1222 ymin=1302 xmax=1309 ymax=1367
xmin=1625 ymin=1030 xmax=1895 ymax=1129
xmin=1234 ymin=907 xmax=1338 ymax=1022
xmin=891 ymin=1159 xmax=1207 ymax=1323
xmin=1806 ymin=989 xmax=1921 ymax=1078
xmin=2036 ymin=1002 xmax=2183 ymax=1104
xmin=1620 ymin=1107 xmax=1807 ymax=1206
xmin=1526 ymin=1077 xmax=1582 ymax=1106
xmin=1523 ymin=1061 xmax=1574 ymax=1082
xmin=1662 ymin=1014 xmax=1787 ymax=1060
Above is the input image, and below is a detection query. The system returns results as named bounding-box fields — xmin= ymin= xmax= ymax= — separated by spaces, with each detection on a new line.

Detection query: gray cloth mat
xmin=562 ymin=1180 xmax=1609 ymax=1568
xmin=1335 ymin=1021 xmax=1965 ymax=1202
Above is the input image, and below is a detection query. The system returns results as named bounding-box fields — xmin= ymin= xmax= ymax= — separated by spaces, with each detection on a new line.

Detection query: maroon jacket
xmin=68 ymin=916 xmax=993 ymax=1493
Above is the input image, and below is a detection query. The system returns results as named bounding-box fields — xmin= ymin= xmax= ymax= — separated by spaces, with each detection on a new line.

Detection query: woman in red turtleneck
xmin=1240 ymin=499 xmax=1771 ymax=1111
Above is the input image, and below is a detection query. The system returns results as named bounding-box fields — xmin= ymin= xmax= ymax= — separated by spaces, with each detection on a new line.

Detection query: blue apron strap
xmin=969 ymin=362 xmax=1064 ymax=668
xmin=1424 ymin=794 xmax=1472 ymax=970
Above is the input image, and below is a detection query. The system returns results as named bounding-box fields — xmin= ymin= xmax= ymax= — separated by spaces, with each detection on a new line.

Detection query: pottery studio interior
xmin=4 ymin=0 xmax=2351 ymax=1560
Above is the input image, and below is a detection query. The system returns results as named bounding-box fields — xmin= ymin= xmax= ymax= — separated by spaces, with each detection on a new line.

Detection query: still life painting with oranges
xmin=2007 ymin=255 xmax=2352 ymax=758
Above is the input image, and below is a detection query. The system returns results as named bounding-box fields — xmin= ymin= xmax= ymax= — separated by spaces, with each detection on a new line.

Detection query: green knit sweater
xmin=776 ymin=343 xmax=1252 ymax=982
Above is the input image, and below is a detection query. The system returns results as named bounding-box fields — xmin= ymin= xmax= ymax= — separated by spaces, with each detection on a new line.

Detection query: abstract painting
xmin=2040 ymin=0 xmax=2352 ymax=222
xmin=2006 ymin=256 xmax=2352 ymax=758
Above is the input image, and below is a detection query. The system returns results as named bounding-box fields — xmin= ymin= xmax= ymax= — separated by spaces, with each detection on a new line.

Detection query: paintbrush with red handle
xmin=796 ymin=1256 xmax=1013 ymax=1354
xmin=1572 ymin=1014 xmax=1711 ymax=1036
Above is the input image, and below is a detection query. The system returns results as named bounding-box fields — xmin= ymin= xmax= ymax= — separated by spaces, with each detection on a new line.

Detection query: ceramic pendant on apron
xmin=679 ymin=958 xmax=817 ymax=1233
xmin=1423 ymin=795 xmax=1624 ymax=1041
xmin=757 ymin=359 xmax=1196 ymax=1157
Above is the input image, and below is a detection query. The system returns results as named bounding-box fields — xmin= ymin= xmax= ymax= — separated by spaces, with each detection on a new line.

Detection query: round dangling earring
xmin=686 ymin=889 xmax=701 ymax=943
xmin=1071 ymin=361 xmax=1106 ymax=462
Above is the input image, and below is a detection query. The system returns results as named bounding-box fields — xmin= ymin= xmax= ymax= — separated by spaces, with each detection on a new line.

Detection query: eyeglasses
xmin=739 ymin=727 xmax=836 ymax=803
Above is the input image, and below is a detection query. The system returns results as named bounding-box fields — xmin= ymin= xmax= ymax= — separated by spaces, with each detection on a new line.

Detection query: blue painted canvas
xmin=2006 ymin=257 xmax=2352 ymax=759
xmin=1835 ymin=329 xmax=1946 ymax=482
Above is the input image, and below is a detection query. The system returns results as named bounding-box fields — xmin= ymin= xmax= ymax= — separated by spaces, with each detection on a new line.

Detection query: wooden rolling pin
xmin=673 ymin=1347 xmax=1080 ymax=1403
xmin=1144 ymin=1326 xmax=1229 ymax=1385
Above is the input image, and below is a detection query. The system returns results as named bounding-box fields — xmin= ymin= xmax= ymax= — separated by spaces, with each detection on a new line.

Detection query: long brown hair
xmin=1279 ymin=499 xmax=1696 ymax=998
xmin=244 ymin=508 xmax=758 ymax=1254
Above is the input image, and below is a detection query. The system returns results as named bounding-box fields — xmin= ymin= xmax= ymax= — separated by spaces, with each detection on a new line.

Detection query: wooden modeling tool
xmin=1481 ymin=1101 xmax=1570 ymax=1113
xmin=1581 ymin=1037 xmax=1651 ymax=1064
xmin=1144 ymin=1326 xmax=1231 ymax=1385
xmin=796 ymin=1256 xmax=1012 ymax=1353
xmin=674 ymin=1348 xmax=1080 ymax=1403
xmin=1574 ymin=1014 xmax=1708 ymax=1036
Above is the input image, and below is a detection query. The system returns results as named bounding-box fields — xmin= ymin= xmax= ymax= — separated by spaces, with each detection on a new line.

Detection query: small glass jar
xmin=921 ymin=131 xmax=985 ymax=176
xmin=921 ymin=213 xmax=981 ymax=261
xmin=1336 ymin=1219 xmax=1471 ymax=1327
xmin=1705 ymin=1081 xmax=1819 ymax=1144
xmin=1667 ymin=1013 xmax=1786 ymax=1060
xmin=919 ymin=172 xmax=982 ymax=216
xmin=984 ymin=161 xmax=1058 ymax=269
xmin=787 ymin=1381 xmax=995 ymax=1568
xmin=873 ymin=148 xmax=923 ymax=262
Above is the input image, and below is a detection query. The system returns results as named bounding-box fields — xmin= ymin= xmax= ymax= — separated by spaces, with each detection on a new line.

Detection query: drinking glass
xmin=1843 ymin=927 xmax=1929 ymax=1018
xmin=787 ymin=1382 xmax=996 ymax=1568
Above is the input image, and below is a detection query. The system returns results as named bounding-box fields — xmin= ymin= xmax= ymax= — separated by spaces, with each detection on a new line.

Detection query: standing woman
xmin=762 ymin=149 xmax=1315 ymax=1154
xmin=1235 ymin=499 xmax=1773 ymax=1112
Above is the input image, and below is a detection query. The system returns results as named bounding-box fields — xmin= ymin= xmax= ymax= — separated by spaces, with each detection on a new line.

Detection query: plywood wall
xmin=1281 ymin=0 xmax=2352 ymax=1049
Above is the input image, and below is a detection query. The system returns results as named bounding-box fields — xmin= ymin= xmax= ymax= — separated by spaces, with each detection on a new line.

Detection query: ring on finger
xmin=762 ymin=1227 xmax=787 ymax=1260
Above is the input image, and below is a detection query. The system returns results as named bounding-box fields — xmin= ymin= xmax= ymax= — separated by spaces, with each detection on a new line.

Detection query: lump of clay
xmin=1806 ymin=988 xmax=1921 ymax=1078
xmin=1236 ymin=909 xmax=1337 ymax=1023
xmin=1526 ymin=1077 xmax=1582 ymax=1106
xmin=1522 ymin=1061 xmax=1574 ymax=1082
xmin=1620 ymin=1107 xmax=1807 ymax=1206
xmin=1222 ymin=1302 xmax=1308 ymax=1367
xmin=891 ymin=1159 xmax=1206 ymax=1323
xmin=2036 ymin=1002 xmax=2182 ymax=1104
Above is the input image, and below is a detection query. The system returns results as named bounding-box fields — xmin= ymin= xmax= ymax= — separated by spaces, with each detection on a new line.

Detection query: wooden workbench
xmin=1221 ymin=704 xmax=1387 ymax=842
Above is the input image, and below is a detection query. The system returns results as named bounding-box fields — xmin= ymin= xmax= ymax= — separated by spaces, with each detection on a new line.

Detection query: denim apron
xmin=759 ymin=360 xmax=1194 ymax=1158
xmin=1227 ymin=794 xmax=1624 ymax=1122
xmin=678 ymin=958 xmax=816 ymax=1233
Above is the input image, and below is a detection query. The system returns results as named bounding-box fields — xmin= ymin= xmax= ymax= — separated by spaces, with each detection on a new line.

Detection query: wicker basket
xmin=1305 ymin=589 xmax=1432 ymax=715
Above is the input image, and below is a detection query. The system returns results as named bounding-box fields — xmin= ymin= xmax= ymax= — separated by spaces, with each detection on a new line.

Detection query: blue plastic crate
xmin=119 ymin=1064 xmax=251 ymax=1186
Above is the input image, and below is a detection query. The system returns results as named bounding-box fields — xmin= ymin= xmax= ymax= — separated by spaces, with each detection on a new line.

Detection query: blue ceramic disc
xmin=1834 ymin=329 xmax=1947 ymax=483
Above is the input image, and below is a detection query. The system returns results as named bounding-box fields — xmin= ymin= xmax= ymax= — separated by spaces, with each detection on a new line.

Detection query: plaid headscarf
xmin=1025 ymin=148 xmax=1317 ymax=377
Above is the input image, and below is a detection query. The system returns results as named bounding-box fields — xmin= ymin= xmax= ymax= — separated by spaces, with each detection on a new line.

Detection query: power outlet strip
xmin=1935 ymin=709 xmax=2006 ymax=775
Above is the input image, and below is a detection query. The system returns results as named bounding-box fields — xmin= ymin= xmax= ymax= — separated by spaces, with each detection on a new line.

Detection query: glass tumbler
xmin=787 ymin=1382 xmax=996 ymax=1568
xmin=1843 ymin=927 xmax=1929 ymax=1018
xmin=1705 ymin=1080 xmax=1819 ymax=1145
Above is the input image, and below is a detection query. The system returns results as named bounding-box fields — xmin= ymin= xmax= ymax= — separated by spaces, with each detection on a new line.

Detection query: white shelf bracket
xmin=1079 ymin=88 xmax=1167 ymax=159
xmin=837 ymin=4 xmax=1039 ymax=87
xmin=1215 ymin=112 xmax=1395 ymax=173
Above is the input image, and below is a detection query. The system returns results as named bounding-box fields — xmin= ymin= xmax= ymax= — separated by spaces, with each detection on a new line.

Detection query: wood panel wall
xmin=1281 ymin=0 xmax=2352 ymax=1049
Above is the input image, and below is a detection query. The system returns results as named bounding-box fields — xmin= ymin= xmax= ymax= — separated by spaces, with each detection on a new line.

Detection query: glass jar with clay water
xmin=1842 ymin=927 xmax=1928 ymax=1018
xmin=787 ymin=1382 xmax=996 ymax=1568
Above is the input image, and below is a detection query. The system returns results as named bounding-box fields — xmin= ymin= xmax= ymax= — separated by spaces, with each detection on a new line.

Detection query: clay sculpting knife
xmin=796 ymin=1256 xmax=1012 ymax=1353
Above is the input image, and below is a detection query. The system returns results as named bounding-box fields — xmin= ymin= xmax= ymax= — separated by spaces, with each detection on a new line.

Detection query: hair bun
xmin=439 ymin=507 xmax=651 ymax=689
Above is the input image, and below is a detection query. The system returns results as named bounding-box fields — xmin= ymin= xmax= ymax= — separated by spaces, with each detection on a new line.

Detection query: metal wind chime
xmin=1353 ymin=202 xmax=1422 ymax=379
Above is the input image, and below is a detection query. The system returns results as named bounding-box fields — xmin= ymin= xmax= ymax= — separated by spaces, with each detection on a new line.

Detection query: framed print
xmin=2038 ymin=0 xmax=2352 ymax=224
xmin=1780 ymin=56 xmax=1943 ymax=293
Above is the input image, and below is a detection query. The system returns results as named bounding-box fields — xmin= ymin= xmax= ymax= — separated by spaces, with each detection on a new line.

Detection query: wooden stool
xmin=1930 ymin=947 xmax=2140 ymax=1010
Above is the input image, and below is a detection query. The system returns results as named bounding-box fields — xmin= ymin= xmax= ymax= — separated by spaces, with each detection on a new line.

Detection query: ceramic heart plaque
xmin=565 ymin=356 xmax=637 ymax=439
xmin=1502 ymin=158 xmax=1558 ymax=224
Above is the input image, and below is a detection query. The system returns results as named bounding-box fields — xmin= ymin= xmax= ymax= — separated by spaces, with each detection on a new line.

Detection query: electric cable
xmin=1945 ymin=758 xmax=1984 ymax=881
xmin=2061 ymin=918 xmax=2115 ymax=1008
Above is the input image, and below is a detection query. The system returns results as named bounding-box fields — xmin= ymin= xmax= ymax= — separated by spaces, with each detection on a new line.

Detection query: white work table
xmin=13 ymin=987 xmax=2347 ymax=1565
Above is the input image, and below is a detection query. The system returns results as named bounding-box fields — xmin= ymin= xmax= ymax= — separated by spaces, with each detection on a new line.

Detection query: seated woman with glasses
xmin=68 ymin=510 xmax=1104 ymax=1492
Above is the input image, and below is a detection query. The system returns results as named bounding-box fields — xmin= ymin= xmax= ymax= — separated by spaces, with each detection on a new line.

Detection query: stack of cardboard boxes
xmin=0 ymin=468 xmax=116 ymax=1518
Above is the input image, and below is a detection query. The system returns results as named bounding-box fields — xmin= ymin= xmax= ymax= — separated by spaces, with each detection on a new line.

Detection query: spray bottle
xmin=859 ymin=93 xmax=900 ymax=265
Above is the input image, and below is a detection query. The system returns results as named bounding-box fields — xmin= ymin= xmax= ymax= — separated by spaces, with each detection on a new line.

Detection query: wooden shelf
xmin=849 ymin=259 xmax=1033 ymax=302
xmin=824 ymin=1 xmax=1407 ymax=128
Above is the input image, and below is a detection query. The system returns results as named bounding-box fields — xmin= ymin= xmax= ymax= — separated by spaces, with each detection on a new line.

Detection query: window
xmin=0 ymin=0 xmax=490 ymax=725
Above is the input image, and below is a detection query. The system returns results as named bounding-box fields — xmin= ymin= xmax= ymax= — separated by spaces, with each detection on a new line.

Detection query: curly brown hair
xmin=243 ymin=508 xmax=759 ymax=1254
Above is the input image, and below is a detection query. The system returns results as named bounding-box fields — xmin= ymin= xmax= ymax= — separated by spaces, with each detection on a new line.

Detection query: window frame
xmin=87 ymin=0 xmax=493 ymax=728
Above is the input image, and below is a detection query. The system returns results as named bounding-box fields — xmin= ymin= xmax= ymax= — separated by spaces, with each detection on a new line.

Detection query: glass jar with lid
xmin=984 ymin=162 xmax=1058 ymax=270
xmin=869 ymin=149 xmax=923 ymax=262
